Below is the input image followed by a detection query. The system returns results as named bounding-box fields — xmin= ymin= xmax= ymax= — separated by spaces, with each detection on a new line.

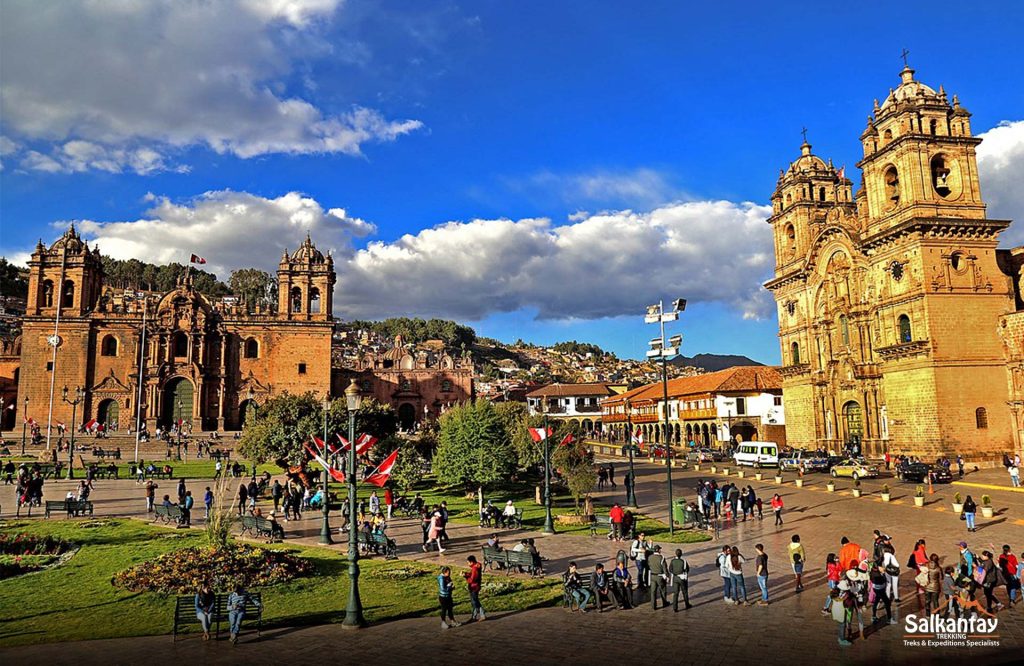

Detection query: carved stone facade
xmin=332 ymin=335 xmax=474 ymax=431
xmin=16 ymin=227 xmax=333 ymax=433
xmin=765 ymin=65 xmax=1014 ymax=460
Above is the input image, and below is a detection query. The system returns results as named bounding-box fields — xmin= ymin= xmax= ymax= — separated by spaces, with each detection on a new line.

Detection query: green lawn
xmin=0 ymin=518 xmax=561 ymax=647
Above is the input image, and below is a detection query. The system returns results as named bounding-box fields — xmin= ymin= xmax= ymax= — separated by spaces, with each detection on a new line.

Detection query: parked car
xmin=829 ymin=458 xmax=879 ymax=480
xmin=686 ymin=448 xmax=726 ymax=462
xmin=779 ymin=449 xmax=830 ymax=472
xmin=733 ymin=442 xmax=780 ymax=468
xmin=896 ymin=460 xmax=953 ymax=483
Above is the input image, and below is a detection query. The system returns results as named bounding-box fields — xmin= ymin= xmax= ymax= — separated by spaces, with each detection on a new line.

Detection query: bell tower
xmin=276 ymin=234 xmax=335 ymax=322
xmin=26 ymin=224 xmax=104 ymax=317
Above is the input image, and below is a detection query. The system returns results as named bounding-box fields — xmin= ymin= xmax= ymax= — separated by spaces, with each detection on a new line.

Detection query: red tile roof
xmin=526 ymin=382 xmax=622 ymax=399
xmin=601 ymin=366 xmax=781 ymax=405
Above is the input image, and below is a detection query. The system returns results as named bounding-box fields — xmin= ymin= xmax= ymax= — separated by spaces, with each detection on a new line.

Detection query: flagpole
xmin=134 ymin=294 xmax=148 ymax=463
xmin=45 ymin=246 xmax=68 ymax=453
xmin=542 ymin=415 xmax=555 ymax=534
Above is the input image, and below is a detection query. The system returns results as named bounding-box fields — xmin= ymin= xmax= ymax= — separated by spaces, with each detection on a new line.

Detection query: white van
xmin=733 ymin=442 xmax=779 ymax=468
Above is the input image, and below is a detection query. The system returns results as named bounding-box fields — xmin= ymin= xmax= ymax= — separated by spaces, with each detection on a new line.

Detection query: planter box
xmin=710 ymin=466 xmax=718 ymax=473
xmin=694 ymin=465 xmax=701 ymax=472
xmin=981 ymin=506 xmax=995 ymax=518
xmin=774 ymin=476 xmax=783 ymax=484
xmin=852 ymin=489 xmax=862 ymax=498
xmin=913 ymin=496 xmax=925 ymax=507
xmin=795 ymin=479 xmax=804 ymax=488
xmin=951 ymin=503 xmax=963 ymax=514
xmin=754 ymin=473 xmax=763 ymax=481
xmin=555 ymin=513 xmax=594 ymax=526
xmin=826 ymin=484 xmax=836 ymax=493
xmin=881 ymin=493 xmax=891 ymax=502
xmin=737 ymin=470 xmax=745 ymax=478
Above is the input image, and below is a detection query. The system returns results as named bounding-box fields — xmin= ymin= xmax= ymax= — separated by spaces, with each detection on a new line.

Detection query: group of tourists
xmin=692 ymin=478 xmax=786 ymax=525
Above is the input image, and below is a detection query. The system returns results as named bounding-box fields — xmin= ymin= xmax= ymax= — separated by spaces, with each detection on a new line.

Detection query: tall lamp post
xmin=21 ymin=396 xmax=28 ymax=455
xmin=722 ymin=399 xmax=734 ymax=452
xmin=542 ymin=415 xmax=555 ymax=535
xmin=342 ymin=380 xmax=366 ymax=628
xmin=319 ymin=394 xmax=333 ymax=545
xmin=645 ymin=298 xmax=686 ymax=536
xmin=61 ymin=386 xmax=84 ymax=480
xmin=625 ymin=397 xmax=637 ymax=508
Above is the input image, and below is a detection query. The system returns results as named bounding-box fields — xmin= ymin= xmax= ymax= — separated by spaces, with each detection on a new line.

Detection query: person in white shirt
xmin=881 ymin=544 xmax=901 ymax=602
xmin=502 ymin=500 xmax=517 ymax=528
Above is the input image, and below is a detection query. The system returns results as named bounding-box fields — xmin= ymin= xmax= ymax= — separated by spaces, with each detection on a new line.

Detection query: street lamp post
xmin=175 ymin=398 xmax=183 ymax=461
xmin=645 ymin=298 xmax=686 ymax=536
xmin=625 ymin=397 xmax=637 ymax=508
xmin=319 ymin=395 xmax=333 ymax=545
xmin=61 ymin=386 xmax=84 ymax=480
xmin=722 ymin=399 xmax=734 ymax=452
xmin=342 ymin=380 xmax=366 ymax=628
xmin=21 ymin=396 xmax=28 ymax=455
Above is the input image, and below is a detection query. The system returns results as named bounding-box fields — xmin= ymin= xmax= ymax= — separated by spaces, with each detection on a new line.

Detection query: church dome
xmin=49 ymin=223 xmax=87 ymax=254
xmin=290 ymin=233 xmax=326 ymax=264
xmin=879 ymin=67 xmax=942 ymax=112
xmin=786 ymin=142 xmax=828 ymax=176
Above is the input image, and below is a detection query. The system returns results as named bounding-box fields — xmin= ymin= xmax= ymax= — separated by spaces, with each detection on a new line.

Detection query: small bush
xmin=953 ymin=492 xmax=962 ymax=504
xmin=981 ymin=494 xmax=992 ymax=506
xmin=915 ymin=485 xmax=925 ymax=497
xmin=882 ymin=484 xmax=890 ymax=494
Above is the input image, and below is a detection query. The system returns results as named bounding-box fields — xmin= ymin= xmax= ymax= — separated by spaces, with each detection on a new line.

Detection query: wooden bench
xmin=487 ymin=508 xmax=523 ymax=529
xmin=239 ymin=515 xmax=283 ymax=541
xmin=172 ymin=592 xmax=262 ymax=642
xmin=506 ymin=549 xmax=540 ymax=576
xmin=149 ymin=468 xmax=174 ymax=480
xmin=154 ymin=504 xmax=183 ymax=524
xmin=481 ymin=545 xmax=506 ymax=571
xmin=91 ymin=466 xmax=119 ymax=479
xmin=44 ymin=498 xmax=94 ymax=518
xmin=589 ymin=515 xmax=611 ymax=537
xmin=562 ymin=572 xmax=597 ymax=610
xmin=357 ymin=531 xmax=398 ymax=559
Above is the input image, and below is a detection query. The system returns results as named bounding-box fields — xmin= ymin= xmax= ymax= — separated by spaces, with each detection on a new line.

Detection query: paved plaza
xmin=1 ymin=454 xmax=1021 ymax=665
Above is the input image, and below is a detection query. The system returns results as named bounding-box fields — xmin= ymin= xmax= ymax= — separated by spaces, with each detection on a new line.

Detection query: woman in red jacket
xmin=464 ymin=555 xmax=486 ymax=621
xmin=770 ymin=494 xmax=784 ymax=526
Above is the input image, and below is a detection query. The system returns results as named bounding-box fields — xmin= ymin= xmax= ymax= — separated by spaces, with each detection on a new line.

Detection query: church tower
xmin=277 ymin=234 xmax=335 ymax=322
xmin=26 ymin=224 xmax=104 ymax=317
xmin=766 ymin=62 xmax=1014 ymax=460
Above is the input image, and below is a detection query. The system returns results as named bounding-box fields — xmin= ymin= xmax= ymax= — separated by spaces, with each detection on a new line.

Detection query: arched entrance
xmin=97 ymin=399 xmax=120 ymax=428
xmin=398 ymin=403 xmax=417 ymax=431
xmin=238 ymin=399 xmax=259 ymax=429
xmin=702 ymin=423 xmax=711 ymax=446
xmin=162 ymin=377 xmax=194 ymax=428
xmin=732 ymin=421 xmax=757 ymax=443
xmin=842 ymin=401 xmax=863 ymax=442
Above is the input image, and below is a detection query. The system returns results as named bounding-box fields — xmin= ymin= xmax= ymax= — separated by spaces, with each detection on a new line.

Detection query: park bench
xmin=480 ymin=546 xmax=540 ymax=576
xmin=210 ymin=451 xmax=231 ymax=461
xmin=38 ymin=465 xmax=58 ymax=479
xmin=484 ymin=508 xmax=523 ymax=529
xmin=149 ymin=468 xmax=174 ymax=480
xmin=44 ymin=498 xmax=94 ymax=518
xmin=172 ymin=592 xmax=262 ymax=642
xmin=357 ymin=531 xmax=398 ymax=559
xmin=589 ymin=515 xmax=611 ymax=538
xmin=91 ymin=466 xmax=119 ymax=480
xmin=562 ymin=572 xmax=597 ymax=610
xmin=153 ymin=504 xmax=183 ymax=524
xmin=239 ymin=515 xmax=282 ymax=541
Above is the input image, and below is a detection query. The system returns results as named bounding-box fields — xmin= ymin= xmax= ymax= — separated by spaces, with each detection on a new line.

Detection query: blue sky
xmin=2 ymin=1 xmax=1023 ymax=364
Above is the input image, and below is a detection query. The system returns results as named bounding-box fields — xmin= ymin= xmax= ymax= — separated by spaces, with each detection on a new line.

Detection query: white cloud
xmin=64 ymin=190 xmax=376 ymax=279
xmin=505 ymin=168 xmax=683 ymax=209
xmin=977 ymin=120 xmax=1024 ymax=246
xmin=335 ymin=200 xmax=775 ymax=321
xmin=0 ymin=0 xmax=422 ymax=174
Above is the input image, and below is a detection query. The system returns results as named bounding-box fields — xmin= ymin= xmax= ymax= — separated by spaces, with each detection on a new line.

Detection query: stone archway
xmin=97 ymin=398 xmax=120 ymax=428
xmin=162 ymin=377 xmax=194 ymax=428
xmin=238 ymin=399 xmax=259 ymax=429
xmin=732 ymin=420 xmax=757 ymax=443
xmin=842 ymin=401 xmax=863 ymax=442
xmin=398 ymin=403 xmax=417 ymax=430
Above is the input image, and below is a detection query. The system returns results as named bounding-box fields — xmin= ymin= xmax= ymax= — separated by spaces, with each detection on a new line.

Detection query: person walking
xmin=237 ymin=482 xmax=248 ymax=516
xmin=648 ymin=545 xmax=668 ymax=610
xmin=182 ymin=490 xmax=194 ymax=527
xmin=755 ymin=543 xmax=770 ymax=605
xmin=925 ymin=553 xmax=942 ymax=615
xmin=271 ymin=479 xmax=283 ymax=512
xmin=227 ymin=583 xmax=260 ymax=645
xmin=609 ymin=502 xmax=624 ymax=541
xmin=668 ymin=548 xmax=692 ymax=611
xmin=203 ymin=486 xmax=214 ymax=520
xmin=717 ymin=545 xmax=733 ymax=603
xmin=997 ymin=545 xmax=1020 ymax=606
xmin=607 ymin=463 xmax=616 ymax=488
xmin=145 ymin=479 xmax=158 ymax=513
xmin=727 ymin=546 xmax=749 ymax=605
xmin=980 ymin=551 xmax=1005 ymax=613
xmin=1009 ymin=463 xmax=1020 ymax=488
xmin=869 ymin=563 xmax=896 ymax=625
xmin=771 ymin=493 xmax=784 ymax=526
xmin=881 ymin=543 xmax=901 ymax=604
xmin=463 ymin=555 xmax=486 ymax=621
xmin=384 ymin=486 xmax=394 ymax=521
xmin=788 ymin=534 xmax=806 ymax=592
xmin=424 ymin=509 xmax=445 ymax=553
xmin=195 ymin=583 xmax=216 ymax=641
xmin=436 ymin=567 xmax=459 ymax=629
xmin=832 ymin=581 xmax=853 ymax=646
xmin=962 ymin=495 xmax=977 ymax=532
xmin=822 ymin=553 xmax=842 ymax=615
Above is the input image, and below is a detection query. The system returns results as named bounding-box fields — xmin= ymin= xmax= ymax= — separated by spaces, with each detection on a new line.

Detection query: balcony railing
xmin=574 ymin=403 xmax=601 ymax=413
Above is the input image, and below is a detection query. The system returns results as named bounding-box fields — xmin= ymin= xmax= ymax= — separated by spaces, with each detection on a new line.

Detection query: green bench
xmin=239 ymin=515 xmax=282 ymax=541
xmin=44 ymin=498 xmax=94 ymax=518
xmin=154 ymin=504 xmax=183 ymax=524
xmin=91 ymin=466 xmax=119 ymax=479
xmin=480 ymin=546 xmax=540 ymax=576
xmin=172 ymin=592 xmax=262 ymax=642
xmin=357 ymin=531 xmax=398 ymax=559
xmin=149 ymin=468 xmax=174 ymax=480
xmin=562 ymin=572 xmax=598 ymax=610
xmin=589 ymin=515 xmax=611 ymax=537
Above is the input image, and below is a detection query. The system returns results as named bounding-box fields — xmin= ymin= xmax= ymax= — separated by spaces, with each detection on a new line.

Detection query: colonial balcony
xmin=853 ymin=363 xmax=882 ymax=380
xmin=875 ymin=340 xmax=930 ymax=361
xmin=574 ymin=403 xmax=601 ymax=413
xmin=778 ymin=363 xmax=811 ymax=378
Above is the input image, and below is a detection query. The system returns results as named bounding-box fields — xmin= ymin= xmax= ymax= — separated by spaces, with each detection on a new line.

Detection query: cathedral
xmin=765 ymin=63 xmax=1017 ymax=461
xmin=15 ymin=228 xmax=335 ymax=432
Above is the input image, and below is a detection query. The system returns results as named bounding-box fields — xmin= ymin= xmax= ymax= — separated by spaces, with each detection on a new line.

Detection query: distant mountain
xmin=671 ymin=353 xmax=764 ymax=372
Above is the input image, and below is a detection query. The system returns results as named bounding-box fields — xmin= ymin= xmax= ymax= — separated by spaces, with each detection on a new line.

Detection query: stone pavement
xmin=1 ymin=458 xmax=1022 ymax=665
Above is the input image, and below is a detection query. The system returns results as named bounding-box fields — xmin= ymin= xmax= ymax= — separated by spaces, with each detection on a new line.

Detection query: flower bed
xmin=0 ymin=533 xmax=74 ymax=579
xmin=111 ymin=544 xmax=314 ymax=594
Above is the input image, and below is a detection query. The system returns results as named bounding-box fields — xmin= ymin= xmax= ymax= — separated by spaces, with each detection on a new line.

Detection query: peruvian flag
xmin=365 ymin=449 xmax=399 ymax=488
xmin=528 ymin=427 xmax=553 ymax=443
xmin=24 ymin=416 xmax=37 ymax=425
xmin=84 ymin=418 xmax=99 ymax=431
xmin=559 ymin=432 xmax=575 ymax=447
xmin=836 ymin=165 xmax=846 ymax=180
xmin=355 ymin=433 xmax=378 ymax=455
xmin=311 ymin=434 xmax=327 ymax=455
xmin=631 ymin=427 xmax=644 ymax=446
xmin=304 ymin=442 xmax=346 ymax=482
xmin=334 ymin=434 xmax=349 ymax=454
xmin=189 ymin=253 xmax=207 ymax=265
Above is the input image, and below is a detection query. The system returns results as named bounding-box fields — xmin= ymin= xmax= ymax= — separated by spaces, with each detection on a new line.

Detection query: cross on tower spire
xmin=801 ymin=127 xmax=808 ymax=143
xmin=900 ymin=48 xmax=910 ymax=67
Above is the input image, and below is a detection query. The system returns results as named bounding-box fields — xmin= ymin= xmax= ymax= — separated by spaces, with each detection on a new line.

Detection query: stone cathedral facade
xmin=765 ymin=64 xmax=1016 ymax=460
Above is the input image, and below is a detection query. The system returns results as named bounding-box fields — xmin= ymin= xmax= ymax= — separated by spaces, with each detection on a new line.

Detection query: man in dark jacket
xmin=648 ymin=545 xmax=668 ymax=610
xmin=669 ymin=548 xmax=692 ymax=611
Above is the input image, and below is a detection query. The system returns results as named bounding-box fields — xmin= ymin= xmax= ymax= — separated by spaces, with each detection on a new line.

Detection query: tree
xmin=389 ymin=442 xmax=428 ymax=493
xmin=229 ymin=268 xmax=275 ymax=311
xmin=238 ymin=392 xmax=397 ymax=467
xmin=433 ymin=400 xmax=515 ymax=492
xmin=494 ymin=401 xmax=544 ymax=472
xmin=552 ymin=433 xmax=596 ymax=514
xmin=0 ymin=258 xmax=28 ymax=299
